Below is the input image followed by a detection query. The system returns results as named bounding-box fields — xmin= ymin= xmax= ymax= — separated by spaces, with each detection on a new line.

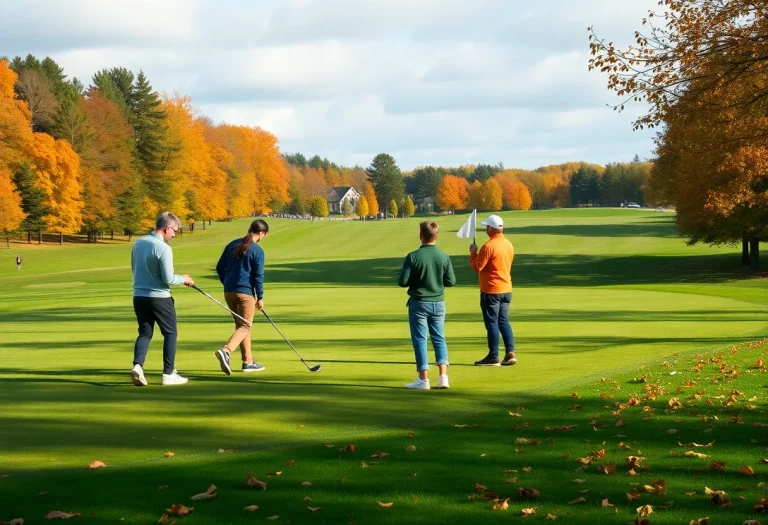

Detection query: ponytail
xmin=233 ymin=219 xmax=269 ymax=259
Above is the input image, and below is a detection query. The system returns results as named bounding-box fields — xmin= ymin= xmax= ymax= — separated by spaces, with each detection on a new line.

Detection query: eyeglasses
xmin=167 ymin=226 xmax=179 ymax=233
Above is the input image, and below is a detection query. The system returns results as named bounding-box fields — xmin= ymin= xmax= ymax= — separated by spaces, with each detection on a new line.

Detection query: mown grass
xmin=0 ymin=209 xmax=766 ymax=524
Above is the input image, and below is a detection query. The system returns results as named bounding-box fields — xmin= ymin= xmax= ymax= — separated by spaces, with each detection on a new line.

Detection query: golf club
xmin=192 ymin=285 xmax=321 ymax=372
xmin=191 ymin=284 xmax=250 ymax=325
xmin=261 ymin=310 xmax=322 ymax=372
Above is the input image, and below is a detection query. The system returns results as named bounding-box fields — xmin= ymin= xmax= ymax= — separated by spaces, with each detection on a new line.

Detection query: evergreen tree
xmin=366 ymin=153 xmax=404 ymax=217
xmin=131 ymin=71 xmax=168 ymax=174
xmin=12 ymin=164 xmax=50 ymax=233
xmin=285 ymin=152 xmax=308 ymax=167
xmin=308 ymin=155 xmax=324 ymax=170
xmin=115 ymin=182 xmax=144 ymax=236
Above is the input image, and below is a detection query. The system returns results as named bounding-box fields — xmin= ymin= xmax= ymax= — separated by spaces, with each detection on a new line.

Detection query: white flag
xmin=456 ymin=209 xmax=476 ymax=239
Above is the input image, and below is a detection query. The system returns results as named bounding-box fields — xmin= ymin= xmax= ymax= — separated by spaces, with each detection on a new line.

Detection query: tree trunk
xmin=749 ymin=238 xmax=760 ymax=272
xmin=38 ymin=231 xmax=41 ymax=244
xmin=742 ymin=238 xmax=750 ymax=266
xmin=111 ymin=230 xmax=114 ymax=240
xmin=59 ymin=232 xmax=63 ymax=245
xmin=27 ymin=231 xmax=31 ymax=244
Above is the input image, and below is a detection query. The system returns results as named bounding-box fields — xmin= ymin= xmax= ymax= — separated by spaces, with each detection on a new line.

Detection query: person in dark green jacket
xmin=397 ymin=221 xmax=456 ymax=390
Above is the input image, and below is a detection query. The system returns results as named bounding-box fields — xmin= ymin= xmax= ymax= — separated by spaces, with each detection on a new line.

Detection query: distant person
xmin=16 ymin=255 xmax=21 ymax=271
xmin=397 ymin=221 xmax=456 ymax=389
xmin=214 ymin=219 xmax=269 ymax=375
xmin=469 ymin=214 xmax=516 ymax=366
xmin=130 ymin=212 xmax=194 ymax=387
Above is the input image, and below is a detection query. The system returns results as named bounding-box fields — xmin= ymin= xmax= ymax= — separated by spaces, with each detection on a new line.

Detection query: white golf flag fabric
xmin=456 ymin=209 xmax=476 ymax=239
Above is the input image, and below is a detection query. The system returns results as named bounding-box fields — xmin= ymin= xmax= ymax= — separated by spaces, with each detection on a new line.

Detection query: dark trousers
xmin=133 ymin=296 xmax=177 ymax=374
xmin=480 ymin=292 xmax=515 ymax=359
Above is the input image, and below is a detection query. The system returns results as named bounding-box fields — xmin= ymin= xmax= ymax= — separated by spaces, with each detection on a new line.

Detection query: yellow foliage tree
xmin=481 ymin=179 xmax=503 ymax=211
xmin=363 ymin=181 xmax=379 ymax=216
xmin=355 ymin=194 xmax=369 ymax=218
xmin=0 ymin=60 xmax=34 ymax=173
xmin=26 ymin=132 xmax=83 ymax=233
xmin=467 ymin=180 xmax=484 ymax=210
xmin=435 ymin=175 xmax=469 ymax=212
xmin=0 ymin=169 xmax=26 ymax=241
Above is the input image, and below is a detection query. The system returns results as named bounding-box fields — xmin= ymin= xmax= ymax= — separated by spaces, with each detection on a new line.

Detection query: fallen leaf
xmin=509 ymin=412 xmax=522 ymax=417
xmin=483 ymin=491 xmax=499 ymax=500
xmin=163 ymin=452 xmax=175 ymax=458
xmin=643 ymin=479 xmax=666 ymax=494
xmin=405 ymin=445 xmax=416 ymax=452
xmin=742 ymin=520 xmax=761 ymax=525
xmin=324 ymin=444 xmax=334 ymax=448
xmin=245 ymin=473 xmax=267 ymax=490
xmin=491 ymin=498 xmax=509 ymax=511
xmin=518 ymin=488 xmax=540 ymax=499
xmin=616 ymin=420 xmax=626 ymax=427
xmin=667 ymin=429 xmax=677 ymax=435
xmin=407 ymin=431 xmax=415 ymax=438
xmin=307 ymin=507 xmax=322 ymax=512
xmin=301 ymin=481 xmax=312 ymax=487
xmin=684 ymin=451 xmax=709 ymax=459
xmin=688 ymin=518 xmax=709 ymax=525
xmin=754 ymin=496 xmax=768 ymax=512
xmin=627 ymin=456 xmax=645 ymax=469
xmin=636 ymin=504 xmax=653 ymax=517
xmin=572 ymin=479 xmax=587 ymax=484
xmin=602 ymin=498 xmax=614 ymax=507
xmin=376 ymin=502 xmax=394 ymax=508
xmin=266 ymin=516 xmax=279 ymax=520
xmin=371 ymin=451 xmax=389 ymax=458
xmin=598 ymin=462 xmax=616 ymax=475
xmin=505 ymin=477 xmax=518 ymax=484
xmin=244 ymin=505 xmax=259 ymax=512
xmin=739 ymin=466 xmax=755 ymax=476
xmin=474 ymin=483 xmax=487 ymax=493
xmin=266 ymin=471 xmax=282 ymax=477
xmin=521 ymin=507 xmax=537 ymax=517
xmin=522 ymin=467 xmax=533 ymax=473
xmin=546 ymin=514 xmax=557 ymax=521
xmin=158 ymin=485 xmax=168 ymax=490
xmin=189 ymin=484 xmax=217 ymax=501
xmin=303 ymin=497 xmax=312 ymax=502
xmin=345 ymin=444 xmax=357 ymax=453
xmin=7 ymin=519 xmax=23 ymax=525
xmin=591 ymin=449 xmax=606 ymax=459
xmin=704 ymin=487 xmax=729 ymax=505
xmin=709 ymin=461 xmax=727 ymax=472
xmin=216 ymin=448 xmax=236 ymax=453
xmin=87 ymin=460 xmax=107 ymax=469
xmin=44 ymin=512 xmax=80 ymax=520
xmin=626 ymin=489 xmax=642 ymax=501
xmin=569 ymin=497 xmax=587 ymax=504
xmin=686 ymin=491 xmax=697 ymax=496
xmin=286 ymin=459 xmax=295 ymax=467
xmin=580 ymin=489 xmax=590 ymax=494
xmin=515 ymin=438 xmax=539 ymax=445
xmin=166 ymin=505 xmax=193 ymax=517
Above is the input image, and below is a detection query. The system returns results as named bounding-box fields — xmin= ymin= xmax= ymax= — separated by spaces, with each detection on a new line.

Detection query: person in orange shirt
xmin=469 ymin=214 xmax=517 ymax=366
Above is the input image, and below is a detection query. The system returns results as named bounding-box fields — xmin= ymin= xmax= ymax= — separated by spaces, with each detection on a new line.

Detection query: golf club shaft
xmin=261 ymin=310 xmax=312 ymax=370
xmin=192 ymin=285 xmax=251 ymax=325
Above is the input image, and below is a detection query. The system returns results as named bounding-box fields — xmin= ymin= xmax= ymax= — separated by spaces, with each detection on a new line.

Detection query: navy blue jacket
xmin=216 ymin=238 xmax=265 ymax=299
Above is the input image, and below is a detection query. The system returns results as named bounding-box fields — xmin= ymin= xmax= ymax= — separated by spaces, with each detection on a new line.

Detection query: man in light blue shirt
xmin=130 ymin=212 xmax=194 ymax=386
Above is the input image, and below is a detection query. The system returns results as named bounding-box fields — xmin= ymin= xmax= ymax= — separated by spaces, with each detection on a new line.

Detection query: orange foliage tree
xmin=362 ymin=181 xmax=379 ymax=217
xmin=0 ymin=169 xmax=26 ymax=241
xmin=481 ymin=178 xmax=503 ymax=211
xmin=467 ymin=180 xmax=484 ymax=210
xmin=435 ymin=175 xmax=468 ymax=213
xmin=0 ymin=60 xmax=34 ymax=173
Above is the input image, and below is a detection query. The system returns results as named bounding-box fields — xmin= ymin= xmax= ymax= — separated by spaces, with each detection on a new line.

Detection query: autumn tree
xmin=387 ymin=199 xmax=398 ymax=218
xmin=362 ymin=181 xmax=379 ymax=217
xmin=355 ymin=195 xmax=369 ymax=219
xmin=467 ymin=180 xmax=484 ymax=210
xmin=342 ymin=198 xmax=353 ymax=216
xmin=589 ymin=0 xmax=768 ymax=269
xmin=310 ymin=195 xmax=328 ymax=218
xmin=481 ymin=179 xmax=503 ymax=211
xmin=366 ymin=153 xmax=404 ymax=217
xmin=402 ymin=195 xmax=415 ymax=218
xmin=0 ymin=169 xmax=26 ymax=246
xmin=436 ymin=175 xmax=469 ymax=213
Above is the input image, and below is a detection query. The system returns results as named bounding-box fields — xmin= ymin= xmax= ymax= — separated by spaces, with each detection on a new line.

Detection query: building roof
xmin=326 ymin=186 xmax=358 ymax=202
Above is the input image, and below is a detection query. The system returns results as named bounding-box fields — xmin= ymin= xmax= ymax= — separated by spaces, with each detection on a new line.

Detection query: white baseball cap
xmin=480 ymin=214 xmax=503 ymax=229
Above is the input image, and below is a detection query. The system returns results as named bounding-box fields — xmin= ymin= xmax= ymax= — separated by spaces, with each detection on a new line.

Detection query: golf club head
xmin=309 ymin=365 xmax=321 ymax=372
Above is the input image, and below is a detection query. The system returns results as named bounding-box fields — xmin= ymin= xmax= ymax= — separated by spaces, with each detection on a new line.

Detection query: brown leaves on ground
xmin=163 ymin=452 xmax=175 ymax=458
xmin=754 ymin=496 xmax=768 ymax=513
xmin=709 ymin=461 xmax=727 ymax=472
xmin=518 ymin=488 xmax=540 ymax=499
xmin=166 ymin=505 xmax=193 ymax=517
xmin=345 ymin=444 xmax=357 ymax=453
xmin=44 ymin=512 xmax=80 ymax=520
xmin=86 ymin=460 xmax=106 ymax=469
xmin=405 ymin=445 xmax=416 ymax=452
xmin=245 ymin=473 xmax=267 ymax=490
xmin=307 ymin=507 xmax=323 ymax=512
xmin=243 ymin=505 xmax=259 ymax=512
xmin=601 ymin=498 xmax=614 ymax=507
xmin=575 ymin=456 xmax=592 ymax=465
xmin=376 ymin=502 xmax=394 ymax=508
xmin=546 ymin=514 xmax=557 ymax=520
xmin=591 ymin=449 xmax=606 ymax=459
xmin=688 ymin=518 xmax=709 ymax=525
xmin=598 ymin=462 xmax=617 ymax=475
xmin=644 ymin=479 xmax=667 ymax=494
xmin=509 ymin=412 xmax=523 ymax=417
xmin=568 ymin=497 xmax=587 ymax=504
xmin=739 ymin=466 xmax=755 ymax=476
xmin=370 ymin=451 xmax=389 ymax=458
xmin=679 ymin=441 xmax=715 ymax=448
xmin=521 ymin=507 xmax=537 ymax=517
xmin=2 ymin=519 xmax=23 ymax=525
xmin=637 ymin=505 xmax=653 ymax=518
xmin=266 ymin=471 xmax=282 ymax=477
xmin=474 ymin=483 xmax=487 ymax=493
xmin=704 ymin=487 xmax=730 ymax=506
xmin=189 ymin=484 xmax=217 ymax=501
xmin=522 ymin=467 xmax=533 ymax=473
xmin=285 ymin=459 xmax=295 ymax=467
xmin=491 ymin=498 xmax=509 ymax=511
xmin=505 ymin=477 xmax=518 ymax=484
xmin=684 ymin=451 xmax=709 ymax=459
xmin=626 ymin=489 xmax=642 ymax=501
xmin=216 ymin=448 xmax=236 ymax=453
xmin=627 ymin=456 xmax=645 ymax=469
xmin=668 ymin=398 xmax=684 ymax=410
xmin=482 ymin=491 xmax=499 ymax=500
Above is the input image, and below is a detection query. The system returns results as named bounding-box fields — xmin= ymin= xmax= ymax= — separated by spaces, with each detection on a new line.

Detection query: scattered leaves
xmin=301 ymin=481 xmax=313 ymax=487
xmin=345 ymin=444 xmax=357 ymax=453
xmin=643 ymin=479 xmax=666 ymax=494
xmin=405 ymin=445 xmax=416 ymax=452
xmin=546 ymin=514 xmax=557 ymax=521
xmin=569 ymin=497 xmax=587 ymax=504
xmin=307 ymin=507 xmax=322 ymax=513
xmin=739 ymin=466 xmax=755 ymax=476
xmin=44 ymin=512 xmax=80 ymax=520
xmin=518 ymin=488 xmax=540 ymax=499
xmin=244 ymin=505 xmax=259 ymax=512
xmin=704 ymin=487 xmax=729 ymax=506
xmin=245 ymin=473 xmax=267 ymax=490
xmin=371 ymin=451 xmax=389 ymax=458
xmin=684 ymin=451 xmax=708 ymax=459
xmin=166 ymin=505 xmax=193 ymax=517
xmin=189 ymin=484 xmax=217 ymax=501
xmin=521 ymin=507 xmax=537 ymax=517
xmin=602 ymin=498 xmax=614 ymax=507
xmin=491 ymin=498 xmax=509 ymax=511
xmin=163 ymin=452 xmax=175 ymax=458
xmin=598 ymin=462 xmax=617 ymax=475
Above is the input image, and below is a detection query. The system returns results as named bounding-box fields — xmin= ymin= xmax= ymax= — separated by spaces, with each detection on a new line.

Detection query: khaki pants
xmin=223 ymin=292 xmax=255 ymax=363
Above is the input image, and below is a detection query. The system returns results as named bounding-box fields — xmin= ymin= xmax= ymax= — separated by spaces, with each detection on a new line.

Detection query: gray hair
xmin=155 ymin=212 xmax=181 ymax=231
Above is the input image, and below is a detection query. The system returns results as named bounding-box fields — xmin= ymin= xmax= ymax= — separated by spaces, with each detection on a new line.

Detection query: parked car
xmin=626 ymin=202 xmax=641 ymax=208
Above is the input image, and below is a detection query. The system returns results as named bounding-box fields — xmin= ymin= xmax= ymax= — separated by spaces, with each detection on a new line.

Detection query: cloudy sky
xmin=1 ymin=0 xmax=660 ymax=170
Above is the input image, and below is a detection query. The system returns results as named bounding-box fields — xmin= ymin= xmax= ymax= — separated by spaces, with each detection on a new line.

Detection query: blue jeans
xmin=480 ymin=292 xmax=514 ymax=359
xmin=408 ymin=300 xmax=448 ymax=372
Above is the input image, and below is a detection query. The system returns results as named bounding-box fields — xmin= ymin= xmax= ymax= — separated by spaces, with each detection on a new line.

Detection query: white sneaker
xmin=161 ymin=370 xmax=188 ymax=386
xmin=405 ymin=377 xmax=430 ymax=390
xmin=131 ymin=364 xmax=147 ymax=387
xmin=436 ymin=375 xmax=450 ymax=389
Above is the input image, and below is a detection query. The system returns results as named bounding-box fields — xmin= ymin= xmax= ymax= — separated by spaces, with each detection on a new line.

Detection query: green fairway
xmin=1 ymin=209 xmax=766 ymax=524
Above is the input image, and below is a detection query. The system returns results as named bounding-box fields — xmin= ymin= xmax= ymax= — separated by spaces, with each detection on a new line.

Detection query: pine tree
xmin=131 ymin=71 xmax=168 ymax=175
xmin=366 ymin=153 xmax=404 ymax=217
xmin=12 ymin=164 xmax=50 ymax=233
xmin=115 ymin=181 xmax=144 ymax=236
